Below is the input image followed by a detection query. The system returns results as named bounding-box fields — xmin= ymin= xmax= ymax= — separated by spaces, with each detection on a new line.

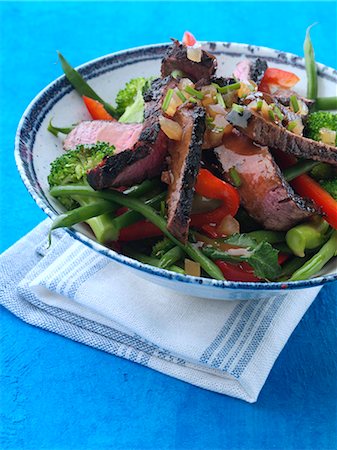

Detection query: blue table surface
xmin=1 ymin=2 xmax=336 ymax=449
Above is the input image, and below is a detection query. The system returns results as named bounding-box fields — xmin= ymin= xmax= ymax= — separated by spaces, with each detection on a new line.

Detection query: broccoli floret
xmin=305 ymin=111 xmax=337 ymax=144
xmin=48 ymin=142 xmax=114 ymax=209
xmin=115 ymin=77 xmax=154 ymax=123
xmin=321 ymin=178 xmax=337 ymax=200
xmin=48 ymin=142 xmax=118 ymax=244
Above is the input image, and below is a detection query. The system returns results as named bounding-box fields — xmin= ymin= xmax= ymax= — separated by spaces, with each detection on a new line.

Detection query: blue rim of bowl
xmin=15 ymin=41 xmax=337 ymax=292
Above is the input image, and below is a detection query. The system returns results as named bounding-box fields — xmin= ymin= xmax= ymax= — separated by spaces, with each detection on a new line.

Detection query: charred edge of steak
xmin=272 ymin=156 xmax=316 ymax=215
xmin=209 ymin=76 xmax=236 ymax=87
xmin=161 ymin=39 xmax=217 ymax=82
xmin=87 ymin=78 xmax=175 ymax=190
xmin=143 ymin=76 xmax=172 ymax=104
xmin=249 ymin=58 xmax=268 ymax=84
xmin=167 ymin=106 xmax=206 ymax=242
xmin=87 ymin=146 xmax=150 ymax=190
xmin=272 ymin=89 xmax=315 ymax=109
xmin=227 ymin=108 xmax=337 ymax=166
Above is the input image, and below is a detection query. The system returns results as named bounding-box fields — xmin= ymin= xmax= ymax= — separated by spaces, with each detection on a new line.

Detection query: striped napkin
xmin=0 ymin=219 xmax=321 ymax=402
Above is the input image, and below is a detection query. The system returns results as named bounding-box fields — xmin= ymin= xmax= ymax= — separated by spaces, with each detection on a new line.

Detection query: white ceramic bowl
xmin=15 ymin=42 xmax=337 ymax=300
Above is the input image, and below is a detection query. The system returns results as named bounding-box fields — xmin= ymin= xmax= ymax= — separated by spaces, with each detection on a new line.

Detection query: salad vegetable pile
xmin=47 ymin=28 xmax=337 ymax=283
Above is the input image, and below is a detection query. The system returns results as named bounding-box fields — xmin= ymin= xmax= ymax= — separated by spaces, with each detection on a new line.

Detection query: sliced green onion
xmin=229 ymin=167 xmax=242 ymax=187
xmin=188 ymin=97 xmax=198 ymax=104
xmin=268 ymin=109 xmax=275 ymax=121
xmin=231 ymin=103 xmax=244 ymax=114
xmin=273 ymin=106 xmax=284 ymax=121
xmin=184 ymin=85 xmax=204 ymax=100
xmin=162 ymin=89 xmax=174 ymax=112
xmin=287 ymin=121 xmax=297 ymax=132
xmin=216 ymin=93 xmax=226 ymax=108
xmin=290 ymin=94 xmax=300 ymax=113
xmin=212 ymin=82 xmax=241 ymax=94
xmin=48 ymin=119 xmax=74 ymax=137
xmin=256 ymin=99 xmax=263 ymax=111
xmin=176 ymin=89 xmax=187 ymax=102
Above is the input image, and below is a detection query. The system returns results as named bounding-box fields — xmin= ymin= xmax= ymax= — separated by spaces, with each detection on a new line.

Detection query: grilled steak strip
xmin=161 ymin=39 xmax=217 ymax=82
xmin=214 ymin=131 xmax=315 ymax=231
xmin=87 ymin=77 xmax=176 ymax=189
xmin=63 ymin=121 xmax=143 ymax=152
xmin=226 ymin=108 xmax=337 ymax=166
xmin=166 ymin=104 xmax=206 ymax=242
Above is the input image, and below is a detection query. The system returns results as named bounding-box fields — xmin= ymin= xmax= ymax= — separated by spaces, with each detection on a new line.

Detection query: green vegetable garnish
xmin=162 ymin=88 xmax=174 ymax=112
xmin=216 ymin=93 xmax=226 ymax=108
xmin=229 ymin=167 xmax=242 ymax=187
xmin=184 ymin=85 xmax=204 ymax=100
xmin=290 ymin=94 xmax=300 ymax=113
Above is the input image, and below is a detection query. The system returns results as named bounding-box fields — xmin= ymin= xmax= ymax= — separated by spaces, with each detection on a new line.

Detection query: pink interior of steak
xmin=215 ymin=131 xmax=313 ymax=230
xmin=63 ymin=121 xmax=143 ymax=153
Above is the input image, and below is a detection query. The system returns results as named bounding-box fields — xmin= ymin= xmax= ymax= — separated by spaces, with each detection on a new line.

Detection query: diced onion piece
xmin=287 ymin=117 xmax=304 ymax=135
xmin=165 ymin=90 xmax=184 ymax=117
xmin=237 ymin=82 xmax=254 ymax=99
xmin=201 ymin=85 xmax=217 ymax=97
xmin=201 ymin=85 xmax=217 ymax=106
xmin=184 ymin=259 xmax=201 ymax=277
xmin=178 ymin=78 xmax=195 ymax=98
xmin=298 ymin=99 xmax=309 ymax=117
xmin=213 ymin=114 xmax=229 ymax=129
xmin=216 ymin=215 xmax=240 ymax=237
xmin=159 ymin=116 xmax=183 ymax=140
xmin=207 ymin=103 xmax=227 ymax=118
xmin=259 ymin=100 xmax=271 ymax=121
xmin=319 ymin=128 xmax=336 ymax=145
xmin=187 ymin=44 xmax=202 ymax=63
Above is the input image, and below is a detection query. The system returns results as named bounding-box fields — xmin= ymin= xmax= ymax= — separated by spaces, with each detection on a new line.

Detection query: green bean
xmin=304 ymin=24 xmax=318 ymax=100
xmin=51 ymin=185 xmax=224 ymax=280
xmin=50 ymin=179 xmax=161 ymax=202
xmin=124 ymin=248 xmax=185 ymax=274
xmin=289 ymin=230 xmax=337 ymax=281
xmin=49 ymin=180 xmax=162 ymax=243
xmin=246 ymin=230 xmax=285 ymax=245
xmin=159 ymin=246 xmax=185 ymax=269
xmin=57 ymin=52 xmax=118 ymax=118
xmin=283 ymin=160 xmax=320 ymax=182
xmin=108 ymin=191 xmax=166 ymax=241
xmin=48 ymin=119 xmax=74 ymax=137
xmin=50 ymin=200 xmax=116 ymax=233
xmin=285 ymin=218 xmax=330 ymax=257
xmin=315 ymin=97 xmax=337 ymax=111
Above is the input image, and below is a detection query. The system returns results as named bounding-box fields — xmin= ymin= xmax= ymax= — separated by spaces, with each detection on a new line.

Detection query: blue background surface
xmin=0 ymin=2 xmax=336 ymax=449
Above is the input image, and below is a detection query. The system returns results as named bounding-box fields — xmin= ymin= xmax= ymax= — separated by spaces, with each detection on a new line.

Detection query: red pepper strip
xmin=291 ymin=175 xmax=337 ymax=229
xmin=182 ymin=31 xmax=197 ymax=46
xmin=259 ymin=68 xmax=300 ymax=94
xmin=278 ymin=253 xmax=289 ymax=265
xmin=275 ymin=151 xmax=337 ymax=230
xmin=118 ymin=220 xmax=162 ymax=241
xmin=191 ymin=169 xmax=240 ymax=230
xmin=215 ymin=260 xmax=261 ymax=282
xmin=82 ymin=95 xmax=115 ymax=121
